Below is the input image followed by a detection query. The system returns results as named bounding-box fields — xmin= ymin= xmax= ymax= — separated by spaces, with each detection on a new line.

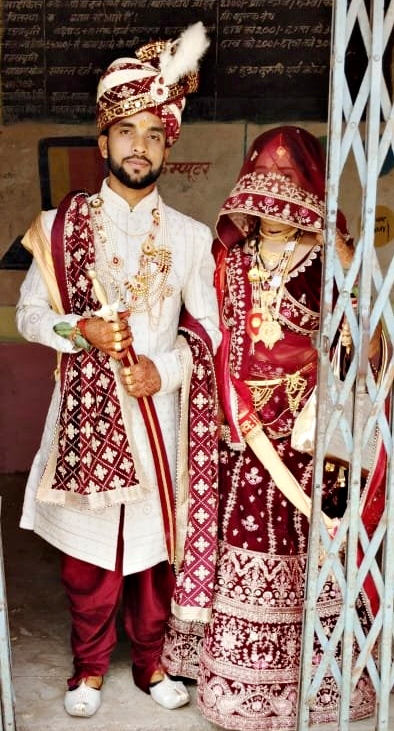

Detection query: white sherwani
xmin=16 ymin=181 xmax=220 ymax=575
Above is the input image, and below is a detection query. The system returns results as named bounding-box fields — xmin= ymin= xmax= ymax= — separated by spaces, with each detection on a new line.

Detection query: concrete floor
xmin=1 ymin=472 xmax=393 ymax=731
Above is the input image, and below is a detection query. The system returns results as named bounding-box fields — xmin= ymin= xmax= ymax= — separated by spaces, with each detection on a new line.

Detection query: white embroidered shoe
xmin=149 ymin=674 xmax=190 ymax=710
xmin=64 ymin=680 xmax=102 ymax=717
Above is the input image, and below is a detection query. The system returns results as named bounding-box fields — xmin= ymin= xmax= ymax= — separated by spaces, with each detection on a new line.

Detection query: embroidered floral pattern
xmin=49 ymin=193 xmax=139 ymax=507
xmin=171 ymin=329 xmax=218 ymax=615
xmin=224 ymin=246 xmax=318 ymax=437
xmin=220 ymin=172 xmax=325 ymax=232
xmin=197 ymin=542 xmax=375 ymax=730
xmin=163 ymin=615 xmax=205 ymax=679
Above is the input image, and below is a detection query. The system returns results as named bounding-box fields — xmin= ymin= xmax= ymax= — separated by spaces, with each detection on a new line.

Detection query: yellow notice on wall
xmin=374 ymin=205 xmax=394 ymax=247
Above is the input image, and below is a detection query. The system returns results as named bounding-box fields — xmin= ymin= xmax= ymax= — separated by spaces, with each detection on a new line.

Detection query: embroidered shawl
xmin=172 ymin=309 xmax=219 ymax=621
xmin=36 ymin=192 xmax=140 ymax=510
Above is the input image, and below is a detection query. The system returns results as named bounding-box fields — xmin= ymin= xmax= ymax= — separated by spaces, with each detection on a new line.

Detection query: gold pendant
xmin=141 ymin=240 xmax=156 ymax=256
xmin=257 ymin=318 xmax=283 ymax=349
xmin=246 ymin=308 xmax=283 ymax=349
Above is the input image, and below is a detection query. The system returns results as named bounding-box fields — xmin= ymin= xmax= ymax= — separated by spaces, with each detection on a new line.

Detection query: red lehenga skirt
xmin=193 ymin=436 xmax=375 ymax=731
xmin=163 ymin=428 xmax=376 ymax=730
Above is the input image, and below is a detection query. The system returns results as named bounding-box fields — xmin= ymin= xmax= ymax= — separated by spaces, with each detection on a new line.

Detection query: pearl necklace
xmin=90 ymin=196 xmax=173 ymax=323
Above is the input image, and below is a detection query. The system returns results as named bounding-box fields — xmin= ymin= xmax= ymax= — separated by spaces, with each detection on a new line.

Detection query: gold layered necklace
xmin=90 ymin=196 xmax=173 ymax=322
xmin=246 ymin=226 xmax=300 ymax=350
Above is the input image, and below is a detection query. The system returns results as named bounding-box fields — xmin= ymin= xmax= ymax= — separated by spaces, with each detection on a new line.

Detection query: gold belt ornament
xmin=246 ymin=369 xmax=308 ymax=414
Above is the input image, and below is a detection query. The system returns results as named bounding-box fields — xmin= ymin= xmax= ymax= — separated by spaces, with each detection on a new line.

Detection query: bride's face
xmin=259 ymin=216 xmax=298 ymax=238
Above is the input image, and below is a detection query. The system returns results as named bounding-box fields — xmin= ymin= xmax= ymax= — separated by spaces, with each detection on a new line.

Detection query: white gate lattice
xmin=299 ymin=1 xmax=394 ymax=730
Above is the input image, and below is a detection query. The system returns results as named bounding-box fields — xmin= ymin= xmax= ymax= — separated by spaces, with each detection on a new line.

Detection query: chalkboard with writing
xmin=1 ymin=0 xmax=336 ymax=124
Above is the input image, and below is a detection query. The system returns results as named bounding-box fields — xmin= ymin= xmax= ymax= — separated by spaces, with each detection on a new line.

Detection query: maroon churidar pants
xmin=60 ymin=512 xmax=175 ymax=693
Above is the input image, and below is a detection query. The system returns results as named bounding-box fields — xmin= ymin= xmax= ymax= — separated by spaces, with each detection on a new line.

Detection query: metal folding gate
xmin=298 ymin=1 xmax=394 ymax=730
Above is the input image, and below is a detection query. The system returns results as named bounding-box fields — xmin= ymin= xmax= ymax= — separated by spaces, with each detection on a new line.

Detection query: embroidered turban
xmin=96 ymin=22 xmax=209 ymax=146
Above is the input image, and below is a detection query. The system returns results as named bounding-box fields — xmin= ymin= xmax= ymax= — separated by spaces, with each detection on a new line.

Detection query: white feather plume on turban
xmin=96 ymin=22 xmax=210 ymax=146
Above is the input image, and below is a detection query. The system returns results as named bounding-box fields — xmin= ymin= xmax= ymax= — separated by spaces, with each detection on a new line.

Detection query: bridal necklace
xmin=246 ymin=225 xmax=300 ymax=350
xmin=258 ymin=225 xmax=299 ymax=271
xmin=89 ymin=195 xmax=172 ymax=320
